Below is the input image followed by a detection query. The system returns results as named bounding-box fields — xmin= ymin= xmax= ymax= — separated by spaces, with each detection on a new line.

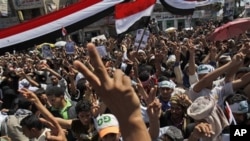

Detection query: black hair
xmin=225 ymin=94 xmax=248 ymax=105
xmin=17 ymin=96 xmax=32 ymax=110
xmin=45 ymin=59 xmax=55 ymax=70
xmin=34 ymin=88 xmax=46 ymax=96
xmin=157 ymin=76 xmax=169 ymax=82
xmin=45 ymin=86 xmax=64 ymax=97
xmin=76 ymin=78 xmax=87 ymax=95
xmin=236 ymin=67 xmax=250 ymax=76
xmin=138 ymin=64 xmax=154 ymax=75
xmin=162 ymin=70 xmax=176 ymax=79
xmin=159 ymin=126 xmax=184 ymax=141
xmin=34 ymin=71 xmax=47 ymax=83
xmin=138 ymin=71 xmax=150 ymax=82
xmin=75 ymin=99 xmax=92 ymax=114
xmin=20 ymin=114 xmax=44 ymax=130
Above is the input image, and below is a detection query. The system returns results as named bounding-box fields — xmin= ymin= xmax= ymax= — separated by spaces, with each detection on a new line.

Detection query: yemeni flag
xmin=0 ymin=0 xmax=124 ymax=53
xmin=62 ymin=27 xmax=67 ymax=36
xmin=115 ymin=0 xmax=156 ymax=35
xmin=225 ymin=101 xmax=237 ymax=125
xmin=159 ymin=0 xmax=214 ymax=15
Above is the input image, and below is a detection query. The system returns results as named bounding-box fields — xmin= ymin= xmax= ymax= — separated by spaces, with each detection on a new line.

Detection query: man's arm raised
xmin=73 ymin=43 xmax=151 ymax=141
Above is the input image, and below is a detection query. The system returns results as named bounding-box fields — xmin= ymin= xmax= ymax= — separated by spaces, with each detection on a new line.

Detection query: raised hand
xmin=19 ymin=88 xmax=67 ymax=141
xmin=73 ymin=43 xmax=151 ymax=141
xmin=191 ymin=122 xmax=215 ymax=138
xmin=147 ymin=98 xmax=161 ymax=120
xmin=231 ymin=52 xmax=245 ymax=64
xmin=73 ymin=43 xmax=140 ymax=118
xmin=147 ymin=98 xmax=161 ymax=140
xmin=187 ymin=39 xmax=195 ymax=52
xmin=176 ymin=94 xmax=192 ymax=108
xmin=18 ymin=88 xmax=40 ymax=103
xmin=39 ymin=118 xmax=67 ymax=141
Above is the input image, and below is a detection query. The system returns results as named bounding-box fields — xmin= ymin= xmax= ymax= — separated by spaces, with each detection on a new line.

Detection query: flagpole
xmin=136 ymin=27 xmax=147 ymax=52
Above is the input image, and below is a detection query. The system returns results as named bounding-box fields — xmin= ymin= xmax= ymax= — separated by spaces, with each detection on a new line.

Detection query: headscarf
xmin=170 ymin=94 xmax=191 ymax=111
xmin=187 ymin=96 xmax=229 ymax=141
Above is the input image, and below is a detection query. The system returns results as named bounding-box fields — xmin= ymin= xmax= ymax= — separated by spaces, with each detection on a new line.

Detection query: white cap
xmin=166 ymin=55 xmax=176 ymax=64
xmin=197 ymin=64 xmax=215 ymax=75
xmin=94 ymin=114 xmax=119 ymax=138
xmin=158 ymin=80 xmax=176 ymax=89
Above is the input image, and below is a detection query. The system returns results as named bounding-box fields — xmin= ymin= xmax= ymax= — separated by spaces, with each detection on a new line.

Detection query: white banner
xmin=91 ymin=34 xmax=107 ymax=43
xmin=12 ymin=0 xmax=43 ymax=10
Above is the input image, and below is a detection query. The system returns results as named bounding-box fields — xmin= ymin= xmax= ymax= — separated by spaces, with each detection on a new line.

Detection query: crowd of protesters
xmin=0 ymin=19 xmax=250 ymax=141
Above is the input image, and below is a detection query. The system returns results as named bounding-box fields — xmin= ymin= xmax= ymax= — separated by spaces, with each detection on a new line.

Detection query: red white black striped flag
xmin=115 ymin=0 xmax=156 ymax=35
xmin=0 ymin=0 xmax=124 ymax=52
xmin=159 ymin=0 xmax=215 ymax=15
xmin=62 ymin=27 xmax=67 ymax=36
xmin=225 ymin=101 xmax=237 ymax=125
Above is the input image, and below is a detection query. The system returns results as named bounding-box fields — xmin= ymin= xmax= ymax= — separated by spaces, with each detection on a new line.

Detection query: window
xmin=177 ymin=19 xmax=185 ymax=30
xmin=22 ymin=8 xmax=41 ymax=21
xmin=166 ymin=20 xmax=174 ymax=28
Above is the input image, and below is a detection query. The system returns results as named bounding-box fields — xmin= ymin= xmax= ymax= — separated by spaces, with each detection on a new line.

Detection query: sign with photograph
xmin=42 ymin=44 xmax=53 ymax=59
xmin=65 ymin=41 xmax=75 ymax=55
xmin=134 ymin=29 xmax=150 ymax=50
xmin=96 ymin=45 xmax=107 ymax=58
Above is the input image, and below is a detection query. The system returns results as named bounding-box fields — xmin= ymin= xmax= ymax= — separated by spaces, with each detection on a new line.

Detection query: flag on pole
xmin=62 ymin=27 xmax=67 ymax=36
xmin=115 ymin=0 xmax=156 ymax=35
xmin=225 ymin=101 xmax=237 ymax=125
xmin=0 ymin=0 xmax=124 ymax=51
xmin=159 ymin=0 xmax=215 ymax=15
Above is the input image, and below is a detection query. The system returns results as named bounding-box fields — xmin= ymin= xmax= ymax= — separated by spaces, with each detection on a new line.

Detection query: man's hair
xmin=236 ymin=67 xmax=250 ymax=76
xmin=45 ymin=86 xmax=64 ymax=97
xmin=20 ymin=114 xmax=44 ymax=130
xmin=225 ymin=94 xmax=248 ymax=105
xmin=165 ymin=126 xmax=184 ymax=141
xmin=158 ymin=126 xmax=184 ymax=141
xmin=138 ymin=71 xmax=150 ymax=82
xmin=34 ymin=71 xmax=47 ymax=83
xmin=162 ymin=70 xmax=176 ymax=79
xmin=76 ymin=78 xmax=87 ymax=94
xmin=34 ymin=88 xmax=46 ymax=96
xmin=17 ymin=97 xmax=32 ymax=110
xmin=157 ymin=76 xmax=169 ymax=82
xmin=75 ymin=99 xmax=92 ymax=114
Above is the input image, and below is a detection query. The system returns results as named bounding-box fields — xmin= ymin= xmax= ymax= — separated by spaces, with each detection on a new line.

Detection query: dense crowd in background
xmin=0 ymin=19 xmax=250 ymax=141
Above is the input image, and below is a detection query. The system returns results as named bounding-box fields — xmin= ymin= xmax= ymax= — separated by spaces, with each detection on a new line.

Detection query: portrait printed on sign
xmin=42 ymin=45 xmax=53 ymax=59
xmin=65 ymin=41 xmax=75 ymax=55
xmin=96 ymin=46 xmax=108 ymax=58
xmin=134 ymin=29 xmax=150 ymax=49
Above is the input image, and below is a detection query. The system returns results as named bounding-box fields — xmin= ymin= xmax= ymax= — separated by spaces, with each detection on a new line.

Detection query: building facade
xmin=0 ymin=0 xmax=77 ymax=28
